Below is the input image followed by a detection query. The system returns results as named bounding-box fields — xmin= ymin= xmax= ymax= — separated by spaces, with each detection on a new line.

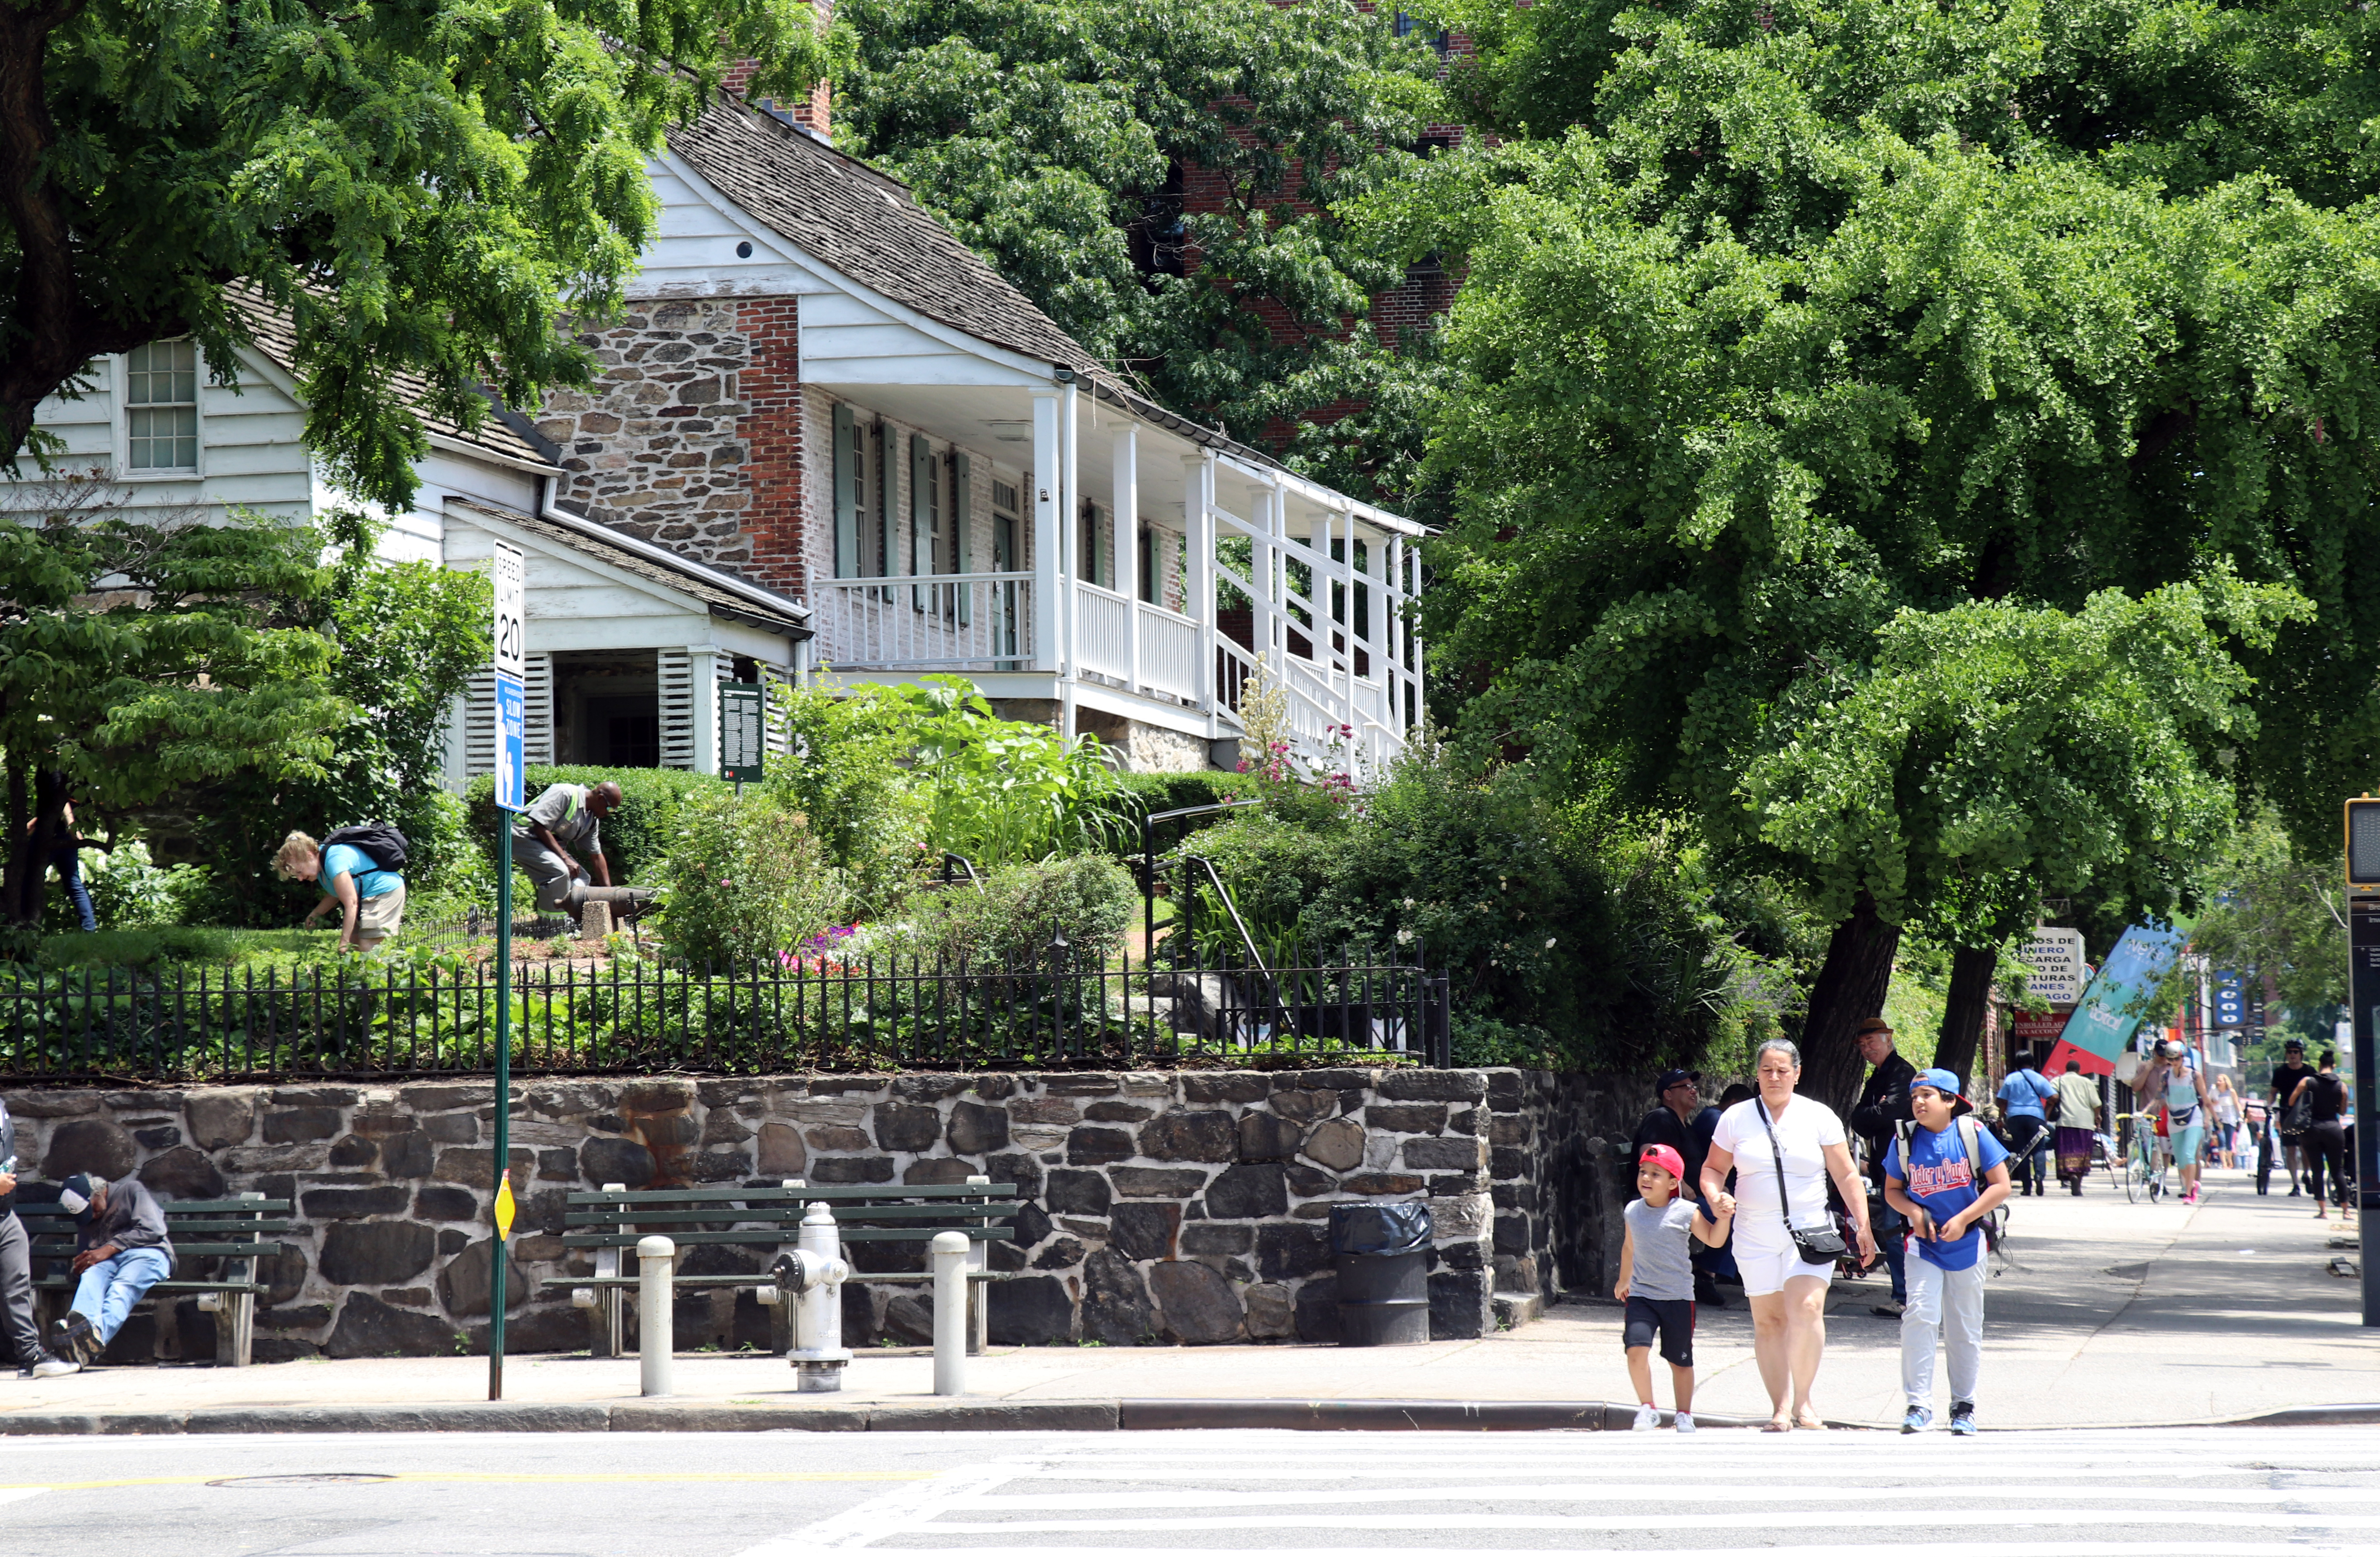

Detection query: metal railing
xmin=0 ymin=938 xmax=1447 ymax=1082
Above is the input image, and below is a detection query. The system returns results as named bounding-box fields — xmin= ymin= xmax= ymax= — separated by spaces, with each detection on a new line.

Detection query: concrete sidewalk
xmin=3 ymin=1165 xmax=2371 ymax=1433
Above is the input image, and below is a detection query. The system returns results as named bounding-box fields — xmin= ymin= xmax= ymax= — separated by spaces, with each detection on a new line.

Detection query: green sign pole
xmin=490 ymin=822 xmax=512 ymax=1399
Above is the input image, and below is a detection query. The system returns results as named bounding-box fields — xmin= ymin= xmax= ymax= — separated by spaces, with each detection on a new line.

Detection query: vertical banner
xmin=2044 ymin=923 xmax=2187 ymax=1079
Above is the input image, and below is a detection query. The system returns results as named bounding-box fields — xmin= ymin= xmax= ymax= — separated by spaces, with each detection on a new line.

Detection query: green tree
xmin=0 ymin=0 xmax=839 ymax=504
xmin=0 ymin=485 xmax=352 ymax=938
xmin=1364 ymin=0 xmax=2380 ymax=1103
xmin=835 ymin=0 xmax=1443 ymax=458
xmin=2188 ymin=810 xmax=2349 ymax=1020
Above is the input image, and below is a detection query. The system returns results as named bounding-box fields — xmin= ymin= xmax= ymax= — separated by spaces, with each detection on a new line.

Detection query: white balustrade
xmin=1138 ymin=604 xmax=1203 ymax=701
xmin=1075 ymin=583 xmax=1132 ymax=680
xmin=812 ymin=573 xmax=1033 ymax=671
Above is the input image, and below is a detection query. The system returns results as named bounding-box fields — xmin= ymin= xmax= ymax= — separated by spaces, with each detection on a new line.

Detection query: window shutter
xmin=658 ymin=649 xmax=696 ymax=769
xmin=833 ymin=403 xmax=858 ymax=577
xmin=523 ymin=653 xmax=554 ymax=768
xmin=952 ymin=452 xmax=971 ymax=625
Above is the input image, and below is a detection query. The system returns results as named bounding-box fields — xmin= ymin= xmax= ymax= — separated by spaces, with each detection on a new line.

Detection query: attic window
xmin=126 ymin=339 xmax=198 ymax=471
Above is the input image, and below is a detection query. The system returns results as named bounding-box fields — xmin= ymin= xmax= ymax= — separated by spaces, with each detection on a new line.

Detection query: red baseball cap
xmin=1638 ymin=1144 xmax=1686 ymax=1181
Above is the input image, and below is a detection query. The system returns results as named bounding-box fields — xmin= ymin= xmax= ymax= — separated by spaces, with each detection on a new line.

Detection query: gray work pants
xmin=0 ymin=1210 xmax=43 ymax=1368
xmin=512 ymin=833 xmax=582 ymax=912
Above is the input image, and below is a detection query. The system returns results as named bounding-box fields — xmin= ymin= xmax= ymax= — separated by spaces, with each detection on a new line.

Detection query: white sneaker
xmin=1630 ymin=1403 xmax=1659 ymax=1431
xmin=1674 ymin=1411 xmax=1696 ymax=1433
xmin=29 ymin=1356 xmax=79 ymax=1379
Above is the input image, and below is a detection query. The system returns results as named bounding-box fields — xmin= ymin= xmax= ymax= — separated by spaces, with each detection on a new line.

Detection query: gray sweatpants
xmin=1901 ymin=1253 xmax=1984 ymax=1411
xmin=0 ymin=1211 xmax=44 ymax=1368
xmin=511 ymin=833 xmax=582 ymax=912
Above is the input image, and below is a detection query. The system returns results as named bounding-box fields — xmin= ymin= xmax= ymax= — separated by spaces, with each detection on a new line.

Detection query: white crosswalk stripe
xmin=731 ymin=1427 xmax=2380 ymax=1557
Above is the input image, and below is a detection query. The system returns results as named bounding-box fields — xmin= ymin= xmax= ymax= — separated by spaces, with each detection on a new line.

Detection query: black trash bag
xmin=1329 ymin=1201 xmax=1431 ymax=1258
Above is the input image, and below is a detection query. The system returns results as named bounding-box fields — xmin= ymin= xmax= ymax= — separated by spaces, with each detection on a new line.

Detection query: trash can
xmin=1331 ymin=1201 xmax=1431 ymax=1346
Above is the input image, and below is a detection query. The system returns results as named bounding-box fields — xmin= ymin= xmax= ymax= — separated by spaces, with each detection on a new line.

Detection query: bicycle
xmin=2121 ymin=1109 xmax=2168 ymax=1203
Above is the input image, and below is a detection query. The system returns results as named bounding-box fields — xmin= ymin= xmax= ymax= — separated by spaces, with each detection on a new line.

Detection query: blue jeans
xmin=52 ymin=849 xmax=94 ymax=932
xmin=1878 ymin=1213 xmax=1908 ymax=1303
xmin=72 ymin=1247 xmax=170 ymax=1344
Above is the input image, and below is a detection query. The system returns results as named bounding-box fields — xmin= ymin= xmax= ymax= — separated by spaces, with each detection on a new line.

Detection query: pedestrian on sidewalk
xmin=27 ymin=799 xmax=97 ymax=932
xmin=1616 ymin=1144 xmax=1735 ymax=1433
xmin=0 ymin=1097 xmax=75 ymax=1377
xmin=1848 ymin=1017 xmax=1916 ymax=1317
xmin=2211 ymin=1074 xmax=2243 ymax=1169
xmin=2272 ymin=1039 xmax=2316 ymax=1195
xmin=513 ymin=781 xmax=624 ymax=912
xmin=1882 ymin=1070 xmax=2011 ymax=1436
xmin=275 ymin=826 xmax=408 ymax=953
xmin=2289 ymin=1052 xmax=2352 ymax=1219
xmin=1702 ymin=1039 xmax=1876 ymax=1433
xmin=1995 ymin=1057 xmax=2056 ymax=1197
xmin=2053 ymin=1061 xmax=2100 ymax=1195
xmin=2138 ymin=1040 xmax=2213 ymax=1204
xmin=1631 ymin=1069 xmax=1728 ymax=1307
xmin=45 ymin=1171 xmax=174 ymax=1372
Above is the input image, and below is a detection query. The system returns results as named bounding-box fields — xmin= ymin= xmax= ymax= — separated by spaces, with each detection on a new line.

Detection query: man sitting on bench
xmin=47 ymin=1172 xmax=173 ymax=1372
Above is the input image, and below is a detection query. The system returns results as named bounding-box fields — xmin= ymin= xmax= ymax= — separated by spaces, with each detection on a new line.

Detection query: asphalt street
xmin=4 ymin=1426 xmax=2379 ymax=1557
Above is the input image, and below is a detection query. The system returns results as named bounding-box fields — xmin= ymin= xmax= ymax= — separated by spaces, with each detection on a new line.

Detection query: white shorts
xmin=1733 ymin=1234 xmax=1836 ymax=1297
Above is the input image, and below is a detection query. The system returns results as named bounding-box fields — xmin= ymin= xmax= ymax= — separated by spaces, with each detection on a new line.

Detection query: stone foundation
xmin=0 ymin=1067 xmax=1643 ymax=1362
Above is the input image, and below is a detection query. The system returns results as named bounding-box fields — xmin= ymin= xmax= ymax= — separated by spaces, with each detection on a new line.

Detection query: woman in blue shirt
xmin=273 ymin=831 xmax=406 ymax=952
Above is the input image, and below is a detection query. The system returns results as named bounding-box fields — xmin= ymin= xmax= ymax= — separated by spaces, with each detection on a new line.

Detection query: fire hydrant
xmin=768 ymin=1202 xmax=851 ymax=1392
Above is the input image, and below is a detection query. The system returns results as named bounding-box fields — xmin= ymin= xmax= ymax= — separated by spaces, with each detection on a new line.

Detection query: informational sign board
xmin=2021 ymin=927 xmax=2087 ymax=1005
xmin=2012 ymin=1010 xmax=2070 ymax=1047
xmin=720 ymin=681 xmax=765 ymax=783
xmin=493 ymin=671 xmax=525 ymax=813
xmin=2211 ymin=966 xmax=2250 ymax=1030
xmin=2045 ymin=923 xmax=2186 ymax=1078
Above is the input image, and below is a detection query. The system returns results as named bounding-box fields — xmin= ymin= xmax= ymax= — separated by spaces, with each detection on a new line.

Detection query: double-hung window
xmin=126 ymin=340 xmax=199 ymax=472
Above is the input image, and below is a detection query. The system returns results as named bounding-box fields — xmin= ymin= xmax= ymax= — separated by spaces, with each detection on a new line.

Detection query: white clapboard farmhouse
xmin=17 ymin=93 xmax=1427 ymax=781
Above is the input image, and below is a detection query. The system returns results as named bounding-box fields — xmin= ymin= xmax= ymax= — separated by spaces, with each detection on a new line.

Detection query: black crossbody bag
xmin=1759 ymin=1098 xmax=1849 ymax=1265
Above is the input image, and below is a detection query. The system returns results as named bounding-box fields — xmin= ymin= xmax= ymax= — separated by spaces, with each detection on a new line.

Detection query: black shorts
xmin=1623 ymin=1295 xmax=1695 ymax=1368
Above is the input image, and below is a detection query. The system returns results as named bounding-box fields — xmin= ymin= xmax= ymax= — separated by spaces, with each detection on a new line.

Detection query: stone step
xmin=1492 ymin=1289 xmax=1545 ymax=1330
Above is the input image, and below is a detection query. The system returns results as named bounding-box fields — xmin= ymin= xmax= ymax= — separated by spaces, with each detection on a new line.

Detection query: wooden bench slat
xmin=16 ymin=1199 xmax=290 ymax=1215
xmin=32 ymin=1280 xmax=268 ymax=1293
xmin=561 ymin=1226 xmax=1013 ymax=1248
xmin=560 ymin=1202 xmax=1019 ymax=1228
xmin=563 ymin=1183 xmax=1016 ymax=1205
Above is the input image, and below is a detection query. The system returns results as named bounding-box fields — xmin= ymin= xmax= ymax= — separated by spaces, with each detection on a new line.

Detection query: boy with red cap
xmin=1614 ymin=1144 xmax=1735 ymax=1431
xmin=1881 ymin=1069 xmax=2012 ymax=1436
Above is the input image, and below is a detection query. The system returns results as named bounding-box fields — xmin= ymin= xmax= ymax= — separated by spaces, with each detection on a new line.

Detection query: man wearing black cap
xmin=0 ymin=1097 xmax=75 ymax=1376
xmin=2271 ymin=1039 xmax=2317 ymax=1196
xmin=1631 ymin=1070 xmax=1728 ymax=1306
xmin=45 ymin=1171 xmax=173 ymax=1372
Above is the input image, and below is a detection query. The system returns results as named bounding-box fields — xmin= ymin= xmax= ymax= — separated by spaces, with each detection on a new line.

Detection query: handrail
xmin=1178 ymin=852 xmax=1287 ymax=1034
xmin=1139 ymin=796 xmax=1263 ymax=967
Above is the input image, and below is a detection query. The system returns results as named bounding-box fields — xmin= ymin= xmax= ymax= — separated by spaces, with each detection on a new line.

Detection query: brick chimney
xmin=724 ymin=0 xmax=832 ymax=139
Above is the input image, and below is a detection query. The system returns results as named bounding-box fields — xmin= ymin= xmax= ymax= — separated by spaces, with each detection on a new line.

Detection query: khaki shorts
xmin=354 ymin=882 xmax=406 ymax=945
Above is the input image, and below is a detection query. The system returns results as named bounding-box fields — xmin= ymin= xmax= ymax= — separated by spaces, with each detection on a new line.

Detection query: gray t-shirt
xmin=1624 ymin=1196 xmax=1699 ymax=1301
xmin=515 ymin=783 xmax=601 ymax=853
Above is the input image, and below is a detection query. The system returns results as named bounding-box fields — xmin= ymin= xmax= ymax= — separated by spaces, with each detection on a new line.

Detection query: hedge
xmin=464 ymin=766 xmax=727 ymax=886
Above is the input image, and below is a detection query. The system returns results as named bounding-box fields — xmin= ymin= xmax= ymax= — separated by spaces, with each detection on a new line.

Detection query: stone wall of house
xmin=3 ymin=1067 xmax=1636 ymax=1365
xmin=540 ymin=299 xmax=761 ymax=574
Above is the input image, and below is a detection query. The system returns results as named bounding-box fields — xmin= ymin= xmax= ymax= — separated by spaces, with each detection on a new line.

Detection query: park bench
xmin=561 ymin=1180 xmax=1019 ymax=1356
xmin=17 ymin=1192 xmax=292 ymax=1367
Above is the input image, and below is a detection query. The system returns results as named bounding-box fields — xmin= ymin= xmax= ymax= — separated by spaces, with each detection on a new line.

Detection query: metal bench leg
xmin=219 ymin=1192 xmax=266 ymax=1367
xmin=769 ymin=1179 xmax=805 ymax=1357
xmin=589 ymin=1183 xmax=626 ymax=1359
xmin=966 ymin=1175 xmax=989 ymax=1356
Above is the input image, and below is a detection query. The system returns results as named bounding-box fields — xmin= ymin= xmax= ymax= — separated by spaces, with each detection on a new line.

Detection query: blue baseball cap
xmin=1911 ymin=1069 xmax=1973 ymax=1115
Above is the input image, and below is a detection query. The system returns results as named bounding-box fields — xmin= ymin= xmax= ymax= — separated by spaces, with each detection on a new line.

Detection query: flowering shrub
xmin=652 ymin=789 xmax=849 ymax=968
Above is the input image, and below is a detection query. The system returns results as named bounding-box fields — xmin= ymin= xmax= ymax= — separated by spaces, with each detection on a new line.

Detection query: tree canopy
xmin=0 ymin=0 xmax=839 ymax=507
xmin=1368 ymin=0 xmax=2380 ymax=1103
xmin=835 ymin=0 xmax=1444 ymax=483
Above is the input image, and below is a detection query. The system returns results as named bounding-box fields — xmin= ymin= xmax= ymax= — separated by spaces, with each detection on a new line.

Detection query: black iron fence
xmin=0 ymin=941 xmax=1449 ymax=1082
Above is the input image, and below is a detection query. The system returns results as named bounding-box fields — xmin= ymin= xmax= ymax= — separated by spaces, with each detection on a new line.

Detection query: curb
xmin=2 ymin=1397 xmax=2364 ymax=1436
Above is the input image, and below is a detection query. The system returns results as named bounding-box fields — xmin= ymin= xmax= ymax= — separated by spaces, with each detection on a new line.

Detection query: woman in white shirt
xmin=1701 ymin=1038 xmax=1877 ymax=1432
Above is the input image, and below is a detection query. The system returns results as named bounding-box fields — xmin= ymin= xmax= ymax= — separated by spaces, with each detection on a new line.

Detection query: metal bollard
xmin=932 ymin=1231 xmax=969 ymax=1396
xmin=637 ymin=1234 xmax=674 ymax=1396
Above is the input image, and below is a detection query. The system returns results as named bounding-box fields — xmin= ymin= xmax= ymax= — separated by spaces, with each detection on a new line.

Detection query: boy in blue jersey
xmin=1882 ymin=1069 xmax=2011 ymax=1436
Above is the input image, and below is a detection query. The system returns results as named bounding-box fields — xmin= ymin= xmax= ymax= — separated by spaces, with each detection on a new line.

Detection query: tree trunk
xmin=1799 ymin=892 xmax=1902 ymax=1116
xmin=1933 ymin=943 xmax=2000 ymax=1090
xmin=3 ymin=763 xmax=67 ymax=931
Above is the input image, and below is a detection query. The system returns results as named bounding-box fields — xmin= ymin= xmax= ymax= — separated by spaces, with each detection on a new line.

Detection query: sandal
xmin=1794 ymin=1411 xmax=1828 ymax=1431
xmin=1762 ymin=1416 xmax=1793 ymax=1433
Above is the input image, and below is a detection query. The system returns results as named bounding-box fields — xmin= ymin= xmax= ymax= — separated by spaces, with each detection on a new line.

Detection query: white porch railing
xmin=813 ymin=573 xmax=1033 ymax=670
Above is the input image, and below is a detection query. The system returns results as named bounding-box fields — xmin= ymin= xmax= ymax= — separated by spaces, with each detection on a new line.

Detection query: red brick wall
xmin=738 ymin=299 xmax=808 ymax=595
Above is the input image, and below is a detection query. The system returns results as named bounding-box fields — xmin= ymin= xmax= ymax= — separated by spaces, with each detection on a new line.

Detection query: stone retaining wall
xmin=2 ymin=1067 xmax=1650 ymax=1364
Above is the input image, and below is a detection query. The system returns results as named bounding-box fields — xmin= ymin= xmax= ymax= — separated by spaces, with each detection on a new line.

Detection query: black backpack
xmin=322 ymin=822 xmax=410 ymax=872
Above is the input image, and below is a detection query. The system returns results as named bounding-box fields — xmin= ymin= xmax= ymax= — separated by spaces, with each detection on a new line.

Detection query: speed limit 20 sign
xmin=492 ymin=540 xmax=527 ymax=812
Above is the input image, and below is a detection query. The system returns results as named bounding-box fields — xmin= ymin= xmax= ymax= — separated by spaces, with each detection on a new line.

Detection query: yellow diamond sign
xmin=493 ymin=1171 xmax=517 ymax=1243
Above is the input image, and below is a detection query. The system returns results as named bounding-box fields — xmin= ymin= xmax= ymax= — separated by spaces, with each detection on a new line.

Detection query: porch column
xmin=1031 ymin=388 xmax=1062 ymax=675
xmin=689 ymin=645 xmax=721 ymax=774
xmin=1114 ymin=424 xmax=1140 ymax=695
xmin=1186 ymin=453 xmax=1217 ymax=735
xmin=1060 ymin=383 xmax=1080 ymax=735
